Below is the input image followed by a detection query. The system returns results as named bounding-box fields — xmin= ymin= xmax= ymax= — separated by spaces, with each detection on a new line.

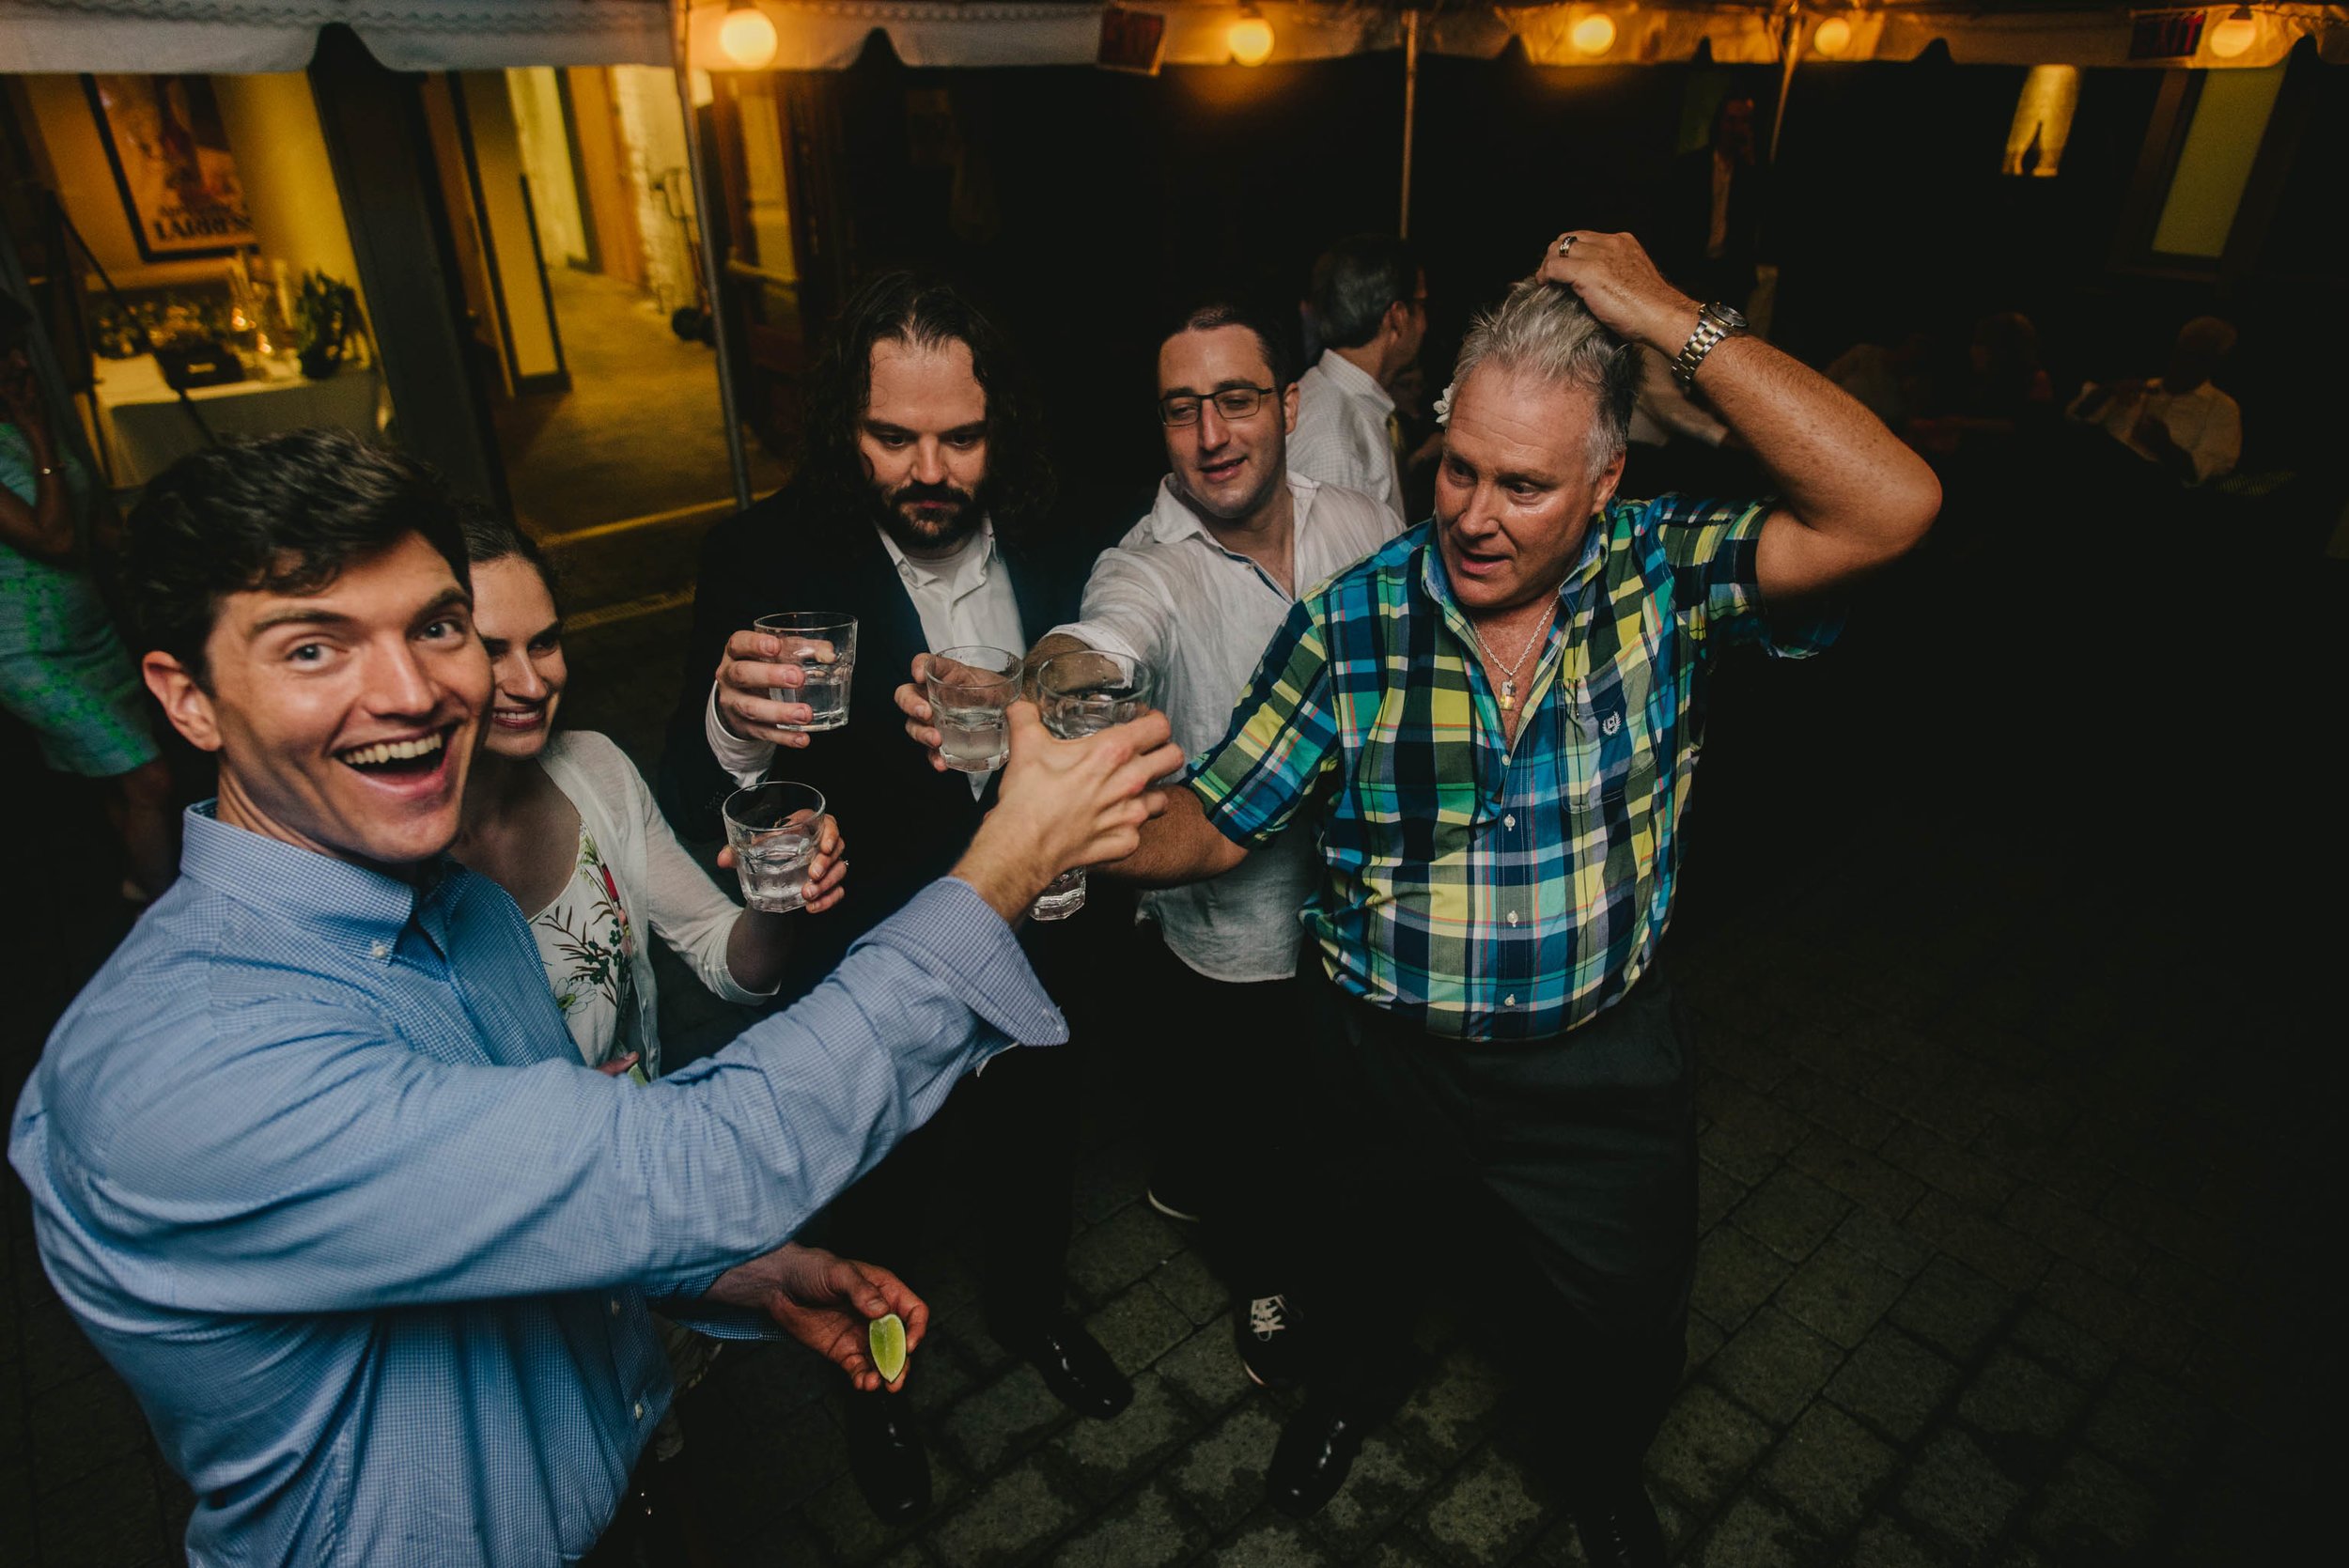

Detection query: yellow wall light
xmin=1228 ymin=8 xmax=1276 ymax=68
xmin=719 ymin=3 xmax=780 ymax=70
xmin=1813 ymin=18 xmax=1853 ymax=57
xmin=2208 ymin=7 xmax=2258 ymax=59
xmin=1570 ymin=13 xmax=1617 ymax=56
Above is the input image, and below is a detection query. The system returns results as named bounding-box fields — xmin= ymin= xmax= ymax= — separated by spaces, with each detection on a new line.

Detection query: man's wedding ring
xmin=1557 ymin=235 xmax=1578 ymax=256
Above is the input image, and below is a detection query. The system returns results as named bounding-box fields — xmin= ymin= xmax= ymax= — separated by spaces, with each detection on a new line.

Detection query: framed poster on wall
xmin=82 ymin=74 xmax=256 ymax=262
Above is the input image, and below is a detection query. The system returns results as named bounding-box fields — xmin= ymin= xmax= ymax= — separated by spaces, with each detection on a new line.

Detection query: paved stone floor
xmin=4 ymin=520 xmax=2334 ymax=1565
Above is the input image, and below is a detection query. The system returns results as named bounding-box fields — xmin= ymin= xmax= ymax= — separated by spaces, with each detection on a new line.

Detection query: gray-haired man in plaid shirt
xmin=1112 ymin=230 xmax=1940 ymax=1565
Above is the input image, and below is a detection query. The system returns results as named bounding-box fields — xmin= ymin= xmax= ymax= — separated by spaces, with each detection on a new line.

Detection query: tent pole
xmin=1399 ymin=8 xmax=1421 ymax=238
xmin=673 ymin=0 xmax=754 ymax=512
xmin=1769 ymin=6 xmax=1802 ymax=163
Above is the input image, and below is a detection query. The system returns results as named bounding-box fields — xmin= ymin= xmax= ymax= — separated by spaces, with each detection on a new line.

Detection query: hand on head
xmin=1535 ymin=230 xmax=1699 ymax=354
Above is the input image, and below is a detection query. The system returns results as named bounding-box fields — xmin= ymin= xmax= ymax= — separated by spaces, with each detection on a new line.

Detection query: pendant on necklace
xmin=1500 ymin=680 xmax=1517 ymax=712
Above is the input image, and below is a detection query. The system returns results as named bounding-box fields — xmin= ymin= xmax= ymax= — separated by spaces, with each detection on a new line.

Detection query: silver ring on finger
xmin=1557 ymin=234 xmax=1578 ymax=257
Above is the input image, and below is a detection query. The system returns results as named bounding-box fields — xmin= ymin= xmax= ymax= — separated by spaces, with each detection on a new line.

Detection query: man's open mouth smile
xmin=334 ymin=726 xmax=458 ymax=782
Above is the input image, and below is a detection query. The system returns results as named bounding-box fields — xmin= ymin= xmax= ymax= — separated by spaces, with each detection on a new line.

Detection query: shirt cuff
xmin=1044 ymin=619 xmax=1143 ymax=666
xmin=863 ymin=877 xmax=1068 ymax=1048
xmin=705 ymin=684 xmax=774 ymax=789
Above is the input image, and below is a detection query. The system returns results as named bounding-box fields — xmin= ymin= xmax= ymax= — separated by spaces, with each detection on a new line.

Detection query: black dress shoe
xmin=843 ymin=1389 xmax=930 ymax=1524
xmin=988 ymin=1312 xmax=1133 ymax=1420
xmin=1267 ymin=1400 xmax=1370 ymax=1519
xmin=1571 ymin=1482 xmax=1667 ymax=1568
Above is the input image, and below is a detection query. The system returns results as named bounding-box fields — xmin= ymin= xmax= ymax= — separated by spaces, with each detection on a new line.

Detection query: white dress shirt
xmin=2069 ymin=379 xmax=2242 ymax=485
xmin=1289 ymin=349 xmax=1407 ymax=525
xmin=1051 ymin=474 xmax=1400 ymax=982
xmin=706 ymin=520 xmax=1023 ymax=795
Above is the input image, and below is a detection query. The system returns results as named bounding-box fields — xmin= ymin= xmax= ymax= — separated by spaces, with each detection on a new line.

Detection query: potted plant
xmin=295 ymin=272 xmax=360 ymax=380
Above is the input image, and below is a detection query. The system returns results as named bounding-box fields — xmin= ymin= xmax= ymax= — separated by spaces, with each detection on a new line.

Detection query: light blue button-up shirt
xmin=9 ymin=805 xmax=1062 ymax=1565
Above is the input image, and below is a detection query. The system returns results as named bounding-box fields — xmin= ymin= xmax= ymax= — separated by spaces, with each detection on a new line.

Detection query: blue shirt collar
xmin=177 ymin=802 xmax=456 ymax=957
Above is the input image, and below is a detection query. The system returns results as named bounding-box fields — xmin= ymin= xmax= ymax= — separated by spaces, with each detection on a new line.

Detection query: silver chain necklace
xmin=1466 ymin=603 xmax=1556 ymax=712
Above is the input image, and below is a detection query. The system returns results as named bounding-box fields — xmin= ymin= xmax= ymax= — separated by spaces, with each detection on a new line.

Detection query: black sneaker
xmin=1235 ymin=1293 xmax=1304 ymax=1389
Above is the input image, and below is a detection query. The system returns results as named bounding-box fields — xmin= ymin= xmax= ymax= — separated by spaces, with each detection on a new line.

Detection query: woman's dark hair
xmin=456 ymin=502 xmax=559 ymax=604
xmin=123 ymin=428 xmax=468 ymax=682
xmin=795 ymin=271 xmax=1056 ymax=542
xmin=1159 ymin=295 xmax=1300 ymax=392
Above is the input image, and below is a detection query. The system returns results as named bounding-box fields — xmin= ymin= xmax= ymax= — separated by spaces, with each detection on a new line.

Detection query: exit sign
xmin=2129 ymin=10 xmax=2208 ymax=59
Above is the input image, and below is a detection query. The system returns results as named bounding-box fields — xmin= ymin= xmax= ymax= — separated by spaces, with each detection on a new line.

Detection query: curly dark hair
xmin=794 ymin=272 xmax=1056 ymax=543
xmin=122 ymin=428 xmax=468 ymax=683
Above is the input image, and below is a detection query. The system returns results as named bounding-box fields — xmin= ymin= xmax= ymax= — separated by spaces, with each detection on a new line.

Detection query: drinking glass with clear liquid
xmin=722 ymin=781 xmax=828 ymax=912
xmin=926 ymin=645 xmax=1021 ymax=773
xmin=754 ymin=613 xmax=858 ymax=731
xmin=1030 ymin=649 xmax=1157 ymax=921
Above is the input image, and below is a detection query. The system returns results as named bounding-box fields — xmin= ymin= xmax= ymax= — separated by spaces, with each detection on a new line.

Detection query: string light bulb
xmin=1570 ymin=13 xmax=1617 ymax=55
xmin=2208 ymin=6 xmax=2258 ymax=59
xmin=1813 ymin=17 xmax=1853 ymax=57
xmin=719 ymin=2 xmax=779 ymax=70
xmin=1228 ymin=7 xmax=1275 ymax=68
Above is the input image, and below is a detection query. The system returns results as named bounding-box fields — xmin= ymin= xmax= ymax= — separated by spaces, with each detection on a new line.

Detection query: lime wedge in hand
xmin=868 ymin=1312 xmax=908 ymax=1385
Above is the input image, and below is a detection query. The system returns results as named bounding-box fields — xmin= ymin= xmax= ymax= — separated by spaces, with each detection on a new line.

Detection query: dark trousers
xmin=1137 ymin=924 xmax=1313 ymax=1295
xmin=816 ymin=914 xmax=1105 ymax=1327
xmin=1299 ymin=969 xmax=1697 ymax=1490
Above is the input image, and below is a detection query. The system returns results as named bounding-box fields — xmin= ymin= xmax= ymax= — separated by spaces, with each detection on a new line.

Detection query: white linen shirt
xmin=1050 ymin=474 xmax=1399 ymax=982
xmin=1289 ymin=349 xmax=1407 ymax=525
xmin=707 ymin=520 xmax=1023 ymax=796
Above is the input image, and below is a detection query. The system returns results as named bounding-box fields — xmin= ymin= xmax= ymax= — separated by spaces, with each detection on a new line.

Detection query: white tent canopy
xmin=2 ymin=0 xmax=2341 ymax=73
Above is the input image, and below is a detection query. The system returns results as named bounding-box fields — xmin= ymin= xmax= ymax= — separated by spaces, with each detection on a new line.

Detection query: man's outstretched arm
xmin=1105 ymin=785 xmax=1249 ymax=888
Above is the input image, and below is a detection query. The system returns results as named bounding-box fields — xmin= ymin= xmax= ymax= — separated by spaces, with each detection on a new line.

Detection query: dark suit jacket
xmin=659 ymin=483 xmax=1095 ymax=1001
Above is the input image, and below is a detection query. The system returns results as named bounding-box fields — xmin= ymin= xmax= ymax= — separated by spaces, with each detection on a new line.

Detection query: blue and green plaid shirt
xmin=1189 ymin=495 xmax=1835 ymax=1042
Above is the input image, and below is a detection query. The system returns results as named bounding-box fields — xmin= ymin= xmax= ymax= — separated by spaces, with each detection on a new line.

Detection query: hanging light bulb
xmin=1813 ymin=17 xmax=1853 ymax=57
xmin=2208 ymin=6 xmax=2258 ymax=59
xmin=1228 ymin=6 xmax=1275 ymax=68
xmin=719 ymin=2 xmax=779 ymax=70
xmin=1570 ymin=13 xmax=1617 ymax=56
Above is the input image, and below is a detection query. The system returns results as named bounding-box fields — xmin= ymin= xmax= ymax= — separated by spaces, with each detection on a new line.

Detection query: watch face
xmin=1710 ymin=304 xmax=1749 ymax=332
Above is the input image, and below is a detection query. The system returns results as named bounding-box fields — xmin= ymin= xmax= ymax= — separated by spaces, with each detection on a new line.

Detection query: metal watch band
xmin=1672 ymin=305 xmax=1735 ymax=391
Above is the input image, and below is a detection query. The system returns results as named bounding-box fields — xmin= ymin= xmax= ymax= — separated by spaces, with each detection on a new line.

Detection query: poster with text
xmin=84 ymin=74 xmax=256 ymax=262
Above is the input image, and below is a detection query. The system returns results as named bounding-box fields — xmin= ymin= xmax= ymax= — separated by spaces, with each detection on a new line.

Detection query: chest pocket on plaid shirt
xmin=1562 ymin=629 xmax=1671 ymax=884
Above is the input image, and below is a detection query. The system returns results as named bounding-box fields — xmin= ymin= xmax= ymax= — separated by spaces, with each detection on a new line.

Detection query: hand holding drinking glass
xmin=924 ymin=645 xmax=1021 ymax=773
xmin=714 ymin=612 xmax=859 ymax=746
xmin=722 ymin=782 xmax=835 ymax=913
xmin=716 ymin=802 xmax=847 ymax=915
xmin=1028 ymin=650 xmax=1159 ymax=920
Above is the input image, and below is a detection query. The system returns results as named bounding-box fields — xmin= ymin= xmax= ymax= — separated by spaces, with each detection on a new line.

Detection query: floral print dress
xmin=527 ymin=822 xmax=646 ymax=1079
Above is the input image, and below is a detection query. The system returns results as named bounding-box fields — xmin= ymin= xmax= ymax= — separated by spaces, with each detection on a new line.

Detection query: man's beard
xmin=868 ymin=477 xmax=986 ymax=555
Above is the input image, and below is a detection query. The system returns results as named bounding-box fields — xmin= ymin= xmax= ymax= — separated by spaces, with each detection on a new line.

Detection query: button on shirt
xmin=8 ymin=806 xmax=1063 ymax=1566
xmin=1050 ymin=474 xmax=1399 ymax=982
xmin=1289 ymin=349 xmax=1408 ymax=525
xmin=708 ymin=520 xmax=1023 ymax=796
xmin=1188 ymin=497 xmax=1836 ymax=1042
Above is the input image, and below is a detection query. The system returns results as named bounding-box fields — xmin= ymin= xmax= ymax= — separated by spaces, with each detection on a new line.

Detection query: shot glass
xmin=722 ymin=781 xmax=828 ymax=913
xmin=1029 ymin=649 xmax=1157 ymax=922
xmin=754 ymin=612 xmax=858 ymax=731
xmin=926 ymin=645 xmax=1022 ymax=774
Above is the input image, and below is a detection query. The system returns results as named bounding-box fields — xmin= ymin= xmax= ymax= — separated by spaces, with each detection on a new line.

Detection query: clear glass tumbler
xmin=926 ymin=645 xmax=1021 ymax=774
xmin=1029 ymin=649 xmax=1156 ymax=921
xmin=754 ymin=612 xmax=858 ymax=731
xmin=721 ymin=781 xmax=828 ymax=912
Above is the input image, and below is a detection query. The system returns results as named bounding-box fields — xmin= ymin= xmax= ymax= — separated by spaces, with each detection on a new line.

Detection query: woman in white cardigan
xmin=447 ymin=514 xmax=846 ymax=1078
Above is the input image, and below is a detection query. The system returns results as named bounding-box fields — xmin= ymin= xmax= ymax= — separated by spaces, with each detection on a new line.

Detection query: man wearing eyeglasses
xmin=896 ymin=297 xmax=1398 ymax=1392
xmin=1291 ymin=235 xmax=1428 ymax=525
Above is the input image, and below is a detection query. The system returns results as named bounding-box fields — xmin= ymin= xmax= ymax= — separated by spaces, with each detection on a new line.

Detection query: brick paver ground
xmin=6 ymin=535 xmax=2333 ymax=1564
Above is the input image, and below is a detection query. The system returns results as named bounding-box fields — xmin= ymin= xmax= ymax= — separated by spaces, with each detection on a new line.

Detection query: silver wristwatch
xmin=1671 ymin=303 xmax=1747 ymax=391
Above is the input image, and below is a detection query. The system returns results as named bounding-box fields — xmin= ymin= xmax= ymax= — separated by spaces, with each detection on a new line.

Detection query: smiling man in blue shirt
xmin=8 ymin=429 xmax=1179 ymax=1566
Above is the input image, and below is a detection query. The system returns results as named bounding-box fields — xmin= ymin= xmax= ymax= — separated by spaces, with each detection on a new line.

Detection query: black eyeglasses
xmin=1159 ymin=385 xmax=1276 ymax=427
